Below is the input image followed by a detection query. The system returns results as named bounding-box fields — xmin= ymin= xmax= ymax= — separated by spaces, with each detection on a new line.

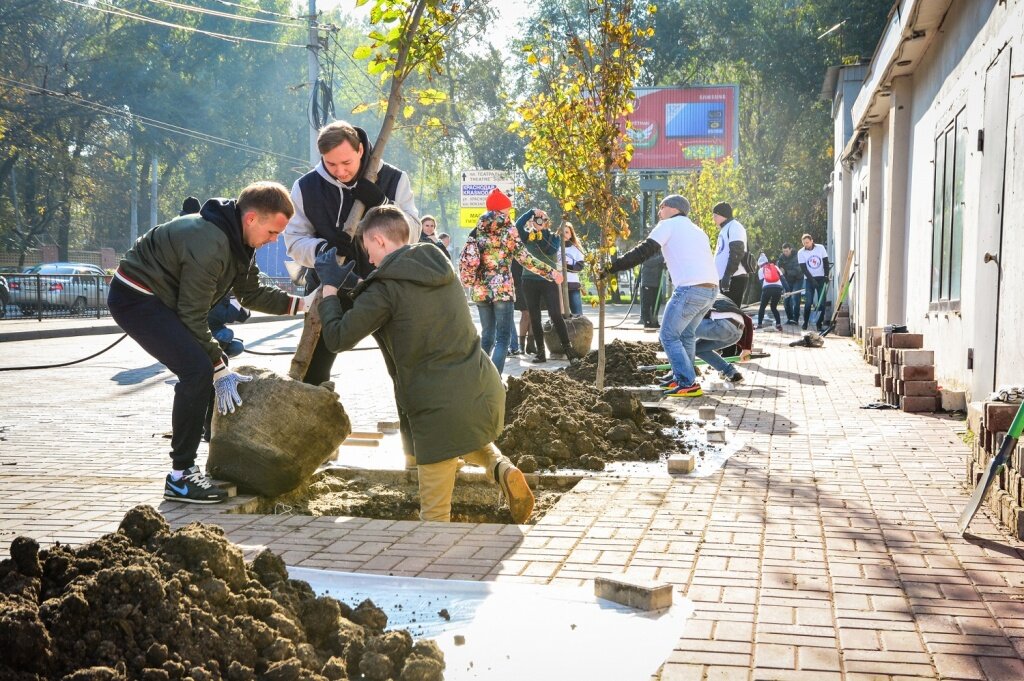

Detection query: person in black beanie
xmin=777 ymin=242 xmax=802 ymax=324
xmin=712 ymin=202 xmax=749 ymax=307
xmin=180 ymin=196 xmax=202 ymax=216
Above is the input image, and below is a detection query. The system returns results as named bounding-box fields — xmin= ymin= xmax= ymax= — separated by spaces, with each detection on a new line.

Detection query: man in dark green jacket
xmin=315 ymin=205 xmax=535 ymax=524
xmin=108 ymin=181 xmax=306 ymax=504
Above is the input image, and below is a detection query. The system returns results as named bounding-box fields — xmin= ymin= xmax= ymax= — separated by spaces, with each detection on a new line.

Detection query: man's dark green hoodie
xmin=117 ymin=199 xmax=299 ymax=366
xmin=318 ymin=242 xmax=504 ymax=465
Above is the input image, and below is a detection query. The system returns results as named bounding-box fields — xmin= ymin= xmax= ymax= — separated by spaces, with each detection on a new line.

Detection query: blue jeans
xmin=803 ymin=277 xmax=824 ymax=327
xmin=660 ymin=285 xmax=717 ymax=386
xmin=695 ymin=317 xmax=742 ymax=378
xmin=782 ymin=278 xmax=800 ymax=322
xmin=477 ymin=300 xmax=514 ymax=373
xmin=568 ymin=287 xmax=583 ymax=315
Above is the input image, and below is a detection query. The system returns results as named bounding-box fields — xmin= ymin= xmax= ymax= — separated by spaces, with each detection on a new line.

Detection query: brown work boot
xmin=494 ymin=461 xmax=534 ymax=524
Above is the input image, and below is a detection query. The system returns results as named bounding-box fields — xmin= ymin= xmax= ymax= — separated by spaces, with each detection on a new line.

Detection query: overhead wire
xmin=140 ymin=0 xmax=308 ymax=28
xmin=207 ymin=0 xmax=302 ymax=20
xmin=59 ymin=0 xmax=306 ymax=48
xmin=0 ymin=75 xmax=308 ymax=165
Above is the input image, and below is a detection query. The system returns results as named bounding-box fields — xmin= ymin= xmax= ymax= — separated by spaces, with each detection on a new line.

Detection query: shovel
xmin=958 ymin=400 xmax=1024 ymax=534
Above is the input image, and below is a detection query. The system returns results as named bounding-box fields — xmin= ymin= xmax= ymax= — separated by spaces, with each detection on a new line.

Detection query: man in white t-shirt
xmin=604 ymin=195 xmax=718 ymax=398
xmin=713 ymin=202 xmax=749 ymax=307
xmin=797 ymin=233 xmax=830 ymax=331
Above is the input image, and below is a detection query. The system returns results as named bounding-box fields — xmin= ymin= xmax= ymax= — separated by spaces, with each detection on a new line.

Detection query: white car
xmin=8 ymin=262 xmax=110 ymax=315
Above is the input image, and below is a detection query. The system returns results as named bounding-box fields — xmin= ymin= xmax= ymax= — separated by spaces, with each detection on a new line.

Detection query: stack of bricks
xmin=966 ymin=401 xmax=1024 ymax=538
xmin=864 ymin=327 xmax=939 ymax=412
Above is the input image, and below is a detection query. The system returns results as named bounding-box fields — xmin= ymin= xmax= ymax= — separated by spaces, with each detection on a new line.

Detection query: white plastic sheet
xmin=289 ymin=567 xmax=694 ymax=680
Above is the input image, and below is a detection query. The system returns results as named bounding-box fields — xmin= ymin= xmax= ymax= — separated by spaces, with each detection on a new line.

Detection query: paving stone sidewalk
xmin=1 ymin=312 xmax=1022 ymax=680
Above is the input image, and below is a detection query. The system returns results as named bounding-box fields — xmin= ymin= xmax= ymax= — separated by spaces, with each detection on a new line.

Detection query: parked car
xmin=7 ymin=262 xmax=110 ymax=315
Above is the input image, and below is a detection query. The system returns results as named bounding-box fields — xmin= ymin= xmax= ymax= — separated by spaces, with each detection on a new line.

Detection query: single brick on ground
xmin=595 ymin=573 xmax=674 ymax=611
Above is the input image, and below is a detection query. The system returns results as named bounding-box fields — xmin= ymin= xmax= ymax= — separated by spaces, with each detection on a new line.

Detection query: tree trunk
xmin=596 ymin=278 xmax=606 ymax=389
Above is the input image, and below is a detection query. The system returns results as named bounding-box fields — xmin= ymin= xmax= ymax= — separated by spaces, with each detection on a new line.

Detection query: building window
xmin=930 ymin=110 xmax=966 ymax=304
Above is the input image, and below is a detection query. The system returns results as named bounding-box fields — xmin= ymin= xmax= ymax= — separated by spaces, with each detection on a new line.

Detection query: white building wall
xmin=832 ymin=0 xmax=1023 ymax=399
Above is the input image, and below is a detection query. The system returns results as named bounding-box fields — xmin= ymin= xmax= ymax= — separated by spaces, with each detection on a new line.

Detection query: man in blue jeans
xmin=695 ymin=295 xmax=752 ymax=384
xmin=604 ymin=195 xmax=719 ymax=397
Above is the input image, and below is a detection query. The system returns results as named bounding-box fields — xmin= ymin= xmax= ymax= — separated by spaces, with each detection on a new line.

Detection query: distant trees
xmin=0 ymin=0 xmax=893 ymax=268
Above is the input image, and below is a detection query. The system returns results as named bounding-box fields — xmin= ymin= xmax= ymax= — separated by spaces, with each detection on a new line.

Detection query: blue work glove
xmin=314 ymin=247 xmax=360 ymax=290
xmin=213 ymin=368 xmax=253 ymax=415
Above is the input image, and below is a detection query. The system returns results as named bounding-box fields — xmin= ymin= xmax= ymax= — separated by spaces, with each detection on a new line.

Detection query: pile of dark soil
xmin=564 ymin=340 xmax=662 ymax=386
xmin=0 ymin=505 xmax=444 ymax=681
xmin=498 ymin=370 xmax=681 ymax=471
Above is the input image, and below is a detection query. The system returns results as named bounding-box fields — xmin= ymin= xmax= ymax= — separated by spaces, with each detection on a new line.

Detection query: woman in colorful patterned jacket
xmin=459 ymin=188 xmax=562 ymax=373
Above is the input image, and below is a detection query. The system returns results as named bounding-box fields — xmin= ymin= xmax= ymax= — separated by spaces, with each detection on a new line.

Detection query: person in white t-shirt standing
xmin=713 ymin=202 xmax=749 ymax=307
xmin=604 ymin=195 xmax=718 ymax=398
xmin=796 ymin=233 xmax=830 ymax=331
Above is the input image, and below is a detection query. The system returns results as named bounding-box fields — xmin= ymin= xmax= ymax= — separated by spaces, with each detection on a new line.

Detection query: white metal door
xmin=972 ymin=47 xmax=1012 ymax=397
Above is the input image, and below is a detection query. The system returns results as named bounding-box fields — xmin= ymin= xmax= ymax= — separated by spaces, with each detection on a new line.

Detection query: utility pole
xmin=307 ymin=0 xmax=319 ymax=164
xmin=150 ymin=152 xmax=159 ymax=231
xmin=129 ymin=128 xmax=139 ymax=244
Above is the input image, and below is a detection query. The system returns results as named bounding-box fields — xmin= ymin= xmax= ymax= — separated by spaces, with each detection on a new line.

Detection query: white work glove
xmin=213 ymin=367 xmax=253 ymax=415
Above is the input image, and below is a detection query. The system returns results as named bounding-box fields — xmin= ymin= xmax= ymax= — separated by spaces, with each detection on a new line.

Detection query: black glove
xmin=598 ymin=259 xmax=617 ymax=280
xmin=315 ymin=247 xmax=360 ymax=290
xmin=351 ymin=179 xmax=386 ymax=208
xmin=720 ymin=276 xmax=732 ymax=290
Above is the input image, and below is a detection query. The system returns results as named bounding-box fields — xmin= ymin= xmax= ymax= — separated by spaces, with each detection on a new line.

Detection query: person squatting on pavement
xmin=712 ymin=202 xmax=750 ymax=308
xmin=108 ymin=182 xmax=308 ymax=504
xmin=459 ymin=188 xmax=561 ymax=374
xmin=777 ymin=242 xmax=802 ymax=324
xmin=515 ymin=207 xmax=580 ymax=364
xmin=756 ymin=253 xmax=784 ymax=330
xmin=797 ymin=233 xmax=830 ymax=331
xmin=283 ymin=120 xmax=419 ymax=464
xmin=604 ymin=195 xmax=719 ymax=398
xmin=315 ymin=205 xmax=535 ymax=523
xmin=695 ymin=294 xmax=753 ymax=385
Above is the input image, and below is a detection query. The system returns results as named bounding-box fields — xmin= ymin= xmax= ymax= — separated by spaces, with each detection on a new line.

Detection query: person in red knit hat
xmin=459 ymin=188 xmax=562 ymax=373
xmin=485 ymin=187 xmax=512 ymax=212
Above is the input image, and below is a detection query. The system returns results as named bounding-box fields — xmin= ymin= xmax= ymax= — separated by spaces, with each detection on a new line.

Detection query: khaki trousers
xmin=417 ymin=442 xmax=507 ymax=522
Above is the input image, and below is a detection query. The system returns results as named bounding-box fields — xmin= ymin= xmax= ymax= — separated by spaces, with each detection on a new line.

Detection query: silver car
xmin=8 ymin=262 xmax=110 ymax=315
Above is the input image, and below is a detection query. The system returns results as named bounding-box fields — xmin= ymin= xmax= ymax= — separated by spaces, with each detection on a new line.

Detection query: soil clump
xmin=0 ymin=505 xmax=444 ymax=681
xmin=497 ymin=369 xmax=681 ymax=471
xmin=564 ymin=340 xmax=662 ymax=387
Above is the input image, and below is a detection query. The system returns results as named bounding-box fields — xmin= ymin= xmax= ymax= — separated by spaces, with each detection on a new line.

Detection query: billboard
xmin=624 ymin=86 xmax=739 ymax=171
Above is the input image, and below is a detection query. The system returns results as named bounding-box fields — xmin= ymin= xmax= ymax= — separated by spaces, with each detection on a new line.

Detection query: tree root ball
xmin=0 ymin=505 xmax=444 ymax=681
xmin=542 ymin=315 xmax=593 ymax=358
